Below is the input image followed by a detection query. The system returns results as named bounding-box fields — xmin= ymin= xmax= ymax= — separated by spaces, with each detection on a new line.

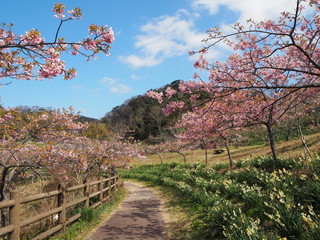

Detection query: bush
xmin=235 ymin=160 xmax=249 ymax=168
xmin=251 ymin=156 xmax=303 ymax=171
xmin=229 ymin=169 xmax=268 ymax=188
xmin=214 ymin=162 xmax=229 ymax=170
xmin=193 ymin=202 xmax=236 ymax=239
xmin=310 ymin=156 xmax=320 ymax=175
xmin=264 ymin=194 xmax=304 ymax=239
xmin=294 ymin=180 xmax=320 ymax=213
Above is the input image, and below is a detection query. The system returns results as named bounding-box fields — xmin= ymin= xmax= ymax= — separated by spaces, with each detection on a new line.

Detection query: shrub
xmin=251 ymin=156 xmax=303 ymax=171
xmin=214 ymin=162 xmax=229 ymax=170
xmin=193 ymin=201 xmax=236 ymax=239
xmin=264 ymin=194 xmax=304 ymax=239
xmin=235 ymin=160 xmax=248 ymax=168
xmin=229 ymin=169 xmax=268 ymax=188
xmin=242 ymin=190 xmax=268 ymax=220
xmin=294 ymin=180 xmax=320 ymax=213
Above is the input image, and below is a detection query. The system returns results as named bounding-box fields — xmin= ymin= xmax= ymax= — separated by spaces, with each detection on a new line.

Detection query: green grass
xmin=120 ymin=156 xmax=320 ymax=239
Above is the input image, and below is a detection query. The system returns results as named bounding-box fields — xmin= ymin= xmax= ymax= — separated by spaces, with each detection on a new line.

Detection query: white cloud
xmin=192 ymin=0 xmax=296 ymax=22
xmin=100 ymin=77 xmax=116 ymax=86
xmin=188 ymin=0 xmax=303 ymax=60
xmin=119 ymin=10 xmax=208 ymax=68
xmin=110 ymin=84 xmax=131 ymax=94
xmin=99 ymin=77 xmax=131 ymax=95
xmin=119 ymin=0 xmax=300 ymax=69
xmin=119 ymin=55 xmax=161 ymax=68
xmin=131 ymin=74 xmax=140 ymax=80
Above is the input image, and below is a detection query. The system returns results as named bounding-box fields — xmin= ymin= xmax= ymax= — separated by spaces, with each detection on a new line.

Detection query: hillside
xmin=101 ymin=80 xmax=183 ymax=141
xmin=131 ymin=133 xmax=320 ymax=165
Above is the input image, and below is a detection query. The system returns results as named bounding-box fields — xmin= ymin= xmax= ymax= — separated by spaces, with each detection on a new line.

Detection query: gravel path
xmin=86 ymin=181 xmax=166 ymax=240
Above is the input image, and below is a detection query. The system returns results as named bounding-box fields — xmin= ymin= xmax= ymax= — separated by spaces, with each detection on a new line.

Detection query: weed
xmin=80 ymin=207 xmax=96 ymax=223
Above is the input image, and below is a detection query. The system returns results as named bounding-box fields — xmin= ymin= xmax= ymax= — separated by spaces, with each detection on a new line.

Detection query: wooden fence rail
xmin=0 ymin=174 xmax=120 ymax=240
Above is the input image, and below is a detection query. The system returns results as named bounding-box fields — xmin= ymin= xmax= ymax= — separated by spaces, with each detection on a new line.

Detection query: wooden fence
xmin=0 ymin=174 xmax=120 ymax=240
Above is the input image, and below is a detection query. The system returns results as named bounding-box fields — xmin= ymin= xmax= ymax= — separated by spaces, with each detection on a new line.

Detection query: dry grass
xmin=13 ymin=177 xmax=108 ymax=239
xmin=131 ymin=133 xmax=320 ymax=166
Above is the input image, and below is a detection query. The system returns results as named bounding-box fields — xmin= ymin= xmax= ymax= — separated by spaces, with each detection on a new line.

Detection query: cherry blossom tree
xmin=279 ymin=95 xmax=320 ymax=159
xmin=0 ymin=1 xmax=115 ymax=199
xmin=146 ymin=143 xmax=167 ymax=164
xmin=0 ymin=108 xmax=143 ymax=203
xmin=174 ymin=111 xmax=215 ymax=166
xmin=145 ymin=140 xmax=188 ymax=164
xmin=148 ymin=0 xmax=320 ymax=162
xmin=165 ymin=140 xmax=188 ymax=164
xmin=193 ymin=0 xmax=320 ymax=90
xmin=0 ymin=3 xmax=114 ymax=82
xmin=173 ymin=99 xmax=243 ymax=166
xmin=103 ymin=137 xmax=143 ymax=171
xmin=0 ymin=107 xmax=90 ymax=201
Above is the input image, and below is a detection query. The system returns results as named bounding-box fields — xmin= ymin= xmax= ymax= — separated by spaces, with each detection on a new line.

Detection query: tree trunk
xmin=315 ymin=107 xmax=320 ymax=129
xmin=225 ymin=141 xmax=233 ymax=168
xmin=158 ymin=122 xmax=162 ymax=135
xmin=182 ymin=153 xmax=186 ymax=164
xmin=297 ymin=118 xmax=312 ymax=159
xmin=266 ymin=123 xmax=278 ymax=161
xmin=157 ymin=153 xmax=163 ymax=164
xmin=204 ymin=147 xmax=208 ymax=166
xmin=172 ymin=151 xmax=187 ymax=164
xmin=285 ymin=125 xmax=292 ymax=141
xmin=202 ymin=141 xmax=208 ymax=166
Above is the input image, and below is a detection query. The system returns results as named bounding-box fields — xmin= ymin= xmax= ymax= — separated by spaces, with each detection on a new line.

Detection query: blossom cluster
xmin=0 ymin=3 xmax=114 ymax=82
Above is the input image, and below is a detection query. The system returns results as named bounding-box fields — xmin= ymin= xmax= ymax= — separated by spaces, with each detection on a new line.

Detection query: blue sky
xmin=1 ymin=0 xmax=296 ymax=119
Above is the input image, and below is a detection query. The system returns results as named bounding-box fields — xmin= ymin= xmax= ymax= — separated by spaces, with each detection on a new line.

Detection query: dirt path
xmin=86 ymin=181 xmax=167 ymax=240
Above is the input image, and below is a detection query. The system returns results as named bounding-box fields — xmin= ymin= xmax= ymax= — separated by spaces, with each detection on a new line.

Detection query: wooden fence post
xmin=99 ymin=178 xmax=103 ymax=203
xmin=116 ymin=175 xmax=119 ymax=189
xmin=58 ymin=184 xmax=66 ymax=229
xmin=84 ymin=181 xmax=90 ymax=208
xmin=10 ymin=190 xmax=20 ymax=240
xmin=113 ymin=176 xmax=117 ymax=191
xmin=107 ymin=176 xmax=111 ymax=197
xmin=111 ymin=174 xmax=115 ymax=195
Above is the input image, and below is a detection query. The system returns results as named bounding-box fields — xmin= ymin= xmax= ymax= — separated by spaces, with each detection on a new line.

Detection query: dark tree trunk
xmin=297 ymin=118 xmax=312 ymax=159
xmin=285 ymin=125 xmax=292 ymax=141
xmin=225 ymin=141 xmax=233 ymax=168
xmin=202 ymin=141 xmax=208 ymax=166
xmin=266 ymin=123 xmax=278 ymax=161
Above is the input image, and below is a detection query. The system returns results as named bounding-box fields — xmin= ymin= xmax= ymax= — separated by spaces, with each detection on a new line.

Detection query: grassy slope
xmin=131 ymin=133 xmax=320 ymax=165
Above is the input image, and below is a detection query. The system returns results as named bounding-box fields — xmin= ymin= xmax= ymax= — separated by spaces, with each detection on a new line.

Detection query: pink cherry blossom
xmin=0 ymin=3 xmax=114 ymax=81
xmin=102 ymin=27 xmax=115 ymax=44
xmin=165 ymin=87 xmax=177 ymax=98
xmin=52 ymin=3 xmax=66 ymax=19
xmin=146 ymin=90 xmax=164 ymax=103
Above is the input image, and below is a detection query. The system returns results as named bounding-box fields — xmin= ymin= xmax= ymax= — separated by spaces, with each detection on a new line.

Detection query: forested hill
xmin=101 ymin=80 xmax=183 ymax=141
xmin=101 ymin=80 xmax=320 ymax=146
